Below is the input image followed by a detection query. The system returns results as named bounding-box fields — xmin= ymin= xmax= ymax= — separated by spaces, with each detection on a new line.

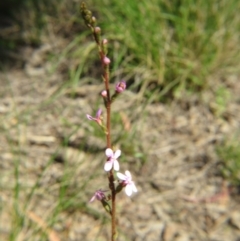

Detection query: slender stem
xmin=104 ymin=66 xmax=111 ymax=148
xmin=104 ymin=60 xmax=117 ymax=241
xmin=109 ymin=170 xmax=116 ymax=240
xmin=82 ymin=7 xmax=117 ymax=237
xmin=81 ymin=3 xmax=117 ymax=239
xmin=98 ymin=41 xmax=116 ymax=240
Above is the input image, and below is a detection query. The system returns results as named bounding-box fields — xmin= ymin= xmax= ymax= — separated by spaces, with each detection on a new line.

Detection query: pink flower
xmin=86 ymin=109 xmax=102 ymax=125
xmin=115 ymin=81 xmax=126 ymax=93
xmin=117 ymin=170 xmax=137 ymax=196
xmin=89 ymin=189 xmax=106 ymax=202
xmin=104 ymin=148 xmax=121 ymax=171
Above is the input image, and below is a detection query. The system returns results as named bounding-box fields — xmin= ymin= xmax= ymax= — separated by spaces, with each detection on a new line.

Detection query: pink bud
xmin=115 ymin=81 xmax=126 ymax=93
xmin=103 ymin=56 xmax=111 ymax=65
xmin=95 ymin=26 xmax=101 ymax=33
xmin=101 ymin=90 xmax=107 ymax=97
xmin=102 ymin=39 xmax=108 ymax=45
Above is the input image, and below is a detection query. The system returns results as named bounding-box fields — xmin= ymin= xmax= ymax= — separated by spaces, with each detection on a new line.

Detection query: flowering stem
xmin=97 ymin=24 xmax=117 ymax=241
xmin=105 ymin=63 xmax=117 ymax=241
xmin=81 ymin=3 xmax=117 ymax=239
xmin=97 ymin=21 xmax=117 ymax=241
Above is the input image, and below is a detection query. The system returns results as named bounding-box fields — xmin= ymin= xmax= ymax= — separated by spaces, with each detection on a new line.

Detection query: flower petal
xmin=125 ymin=185 xmax=133 ymax=196
xmin=125 ymin=170 xmax=132 ymax=179
xmin=131 ymin=182 xmax=138 ymax=193
xmin=117 ymin=172 xmax=126 ymax=180
xmin=114 ymin=150 xmax=121 ymax=159
xmin=113 ymin=160 xmax=120 ymax=171
xmin=104 ymin=161 xmax=113 ymax=171
xmin=89 ymin=195 xmax=96 ymax=202
xmin=96 ymin=109 xmax=102 ymax=117
xmin=86 ymin=114 xmax=94 ymax=120
xmin=105 ymin=148 xmax=113 ymax=157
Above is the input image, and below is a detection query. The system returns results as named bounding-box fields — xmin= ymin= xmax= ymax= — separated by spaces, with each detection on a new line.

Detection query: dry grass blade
xmin=27 ymin=211 xmax=61 ymax=241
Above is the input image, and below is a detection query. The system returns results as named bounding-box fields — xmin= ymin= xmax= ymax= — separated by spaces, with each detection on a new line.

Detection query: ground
xmin=1 ymin=42 xmax=240 ymax=241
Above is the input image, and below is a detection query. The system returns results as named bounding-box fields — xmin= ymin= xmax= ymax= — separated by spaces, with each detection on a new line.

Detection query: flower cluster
xmin=104 ymin=148 xmax=137 ymax=196
xmin=86 ymin=80 xmax=137 ymax=199
xmin=89 ymin=147 xmax=137 ymax=200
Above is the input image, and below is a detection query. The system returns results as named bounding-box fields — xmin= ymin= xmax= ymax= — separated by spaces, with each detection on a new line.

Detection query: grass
xmin=217 ymin=137 xmax=240 ymax=186
xmin=81 ymin=0 xmax=240 ymax=101
xmin=0 ymin=71 xmax=106 ymax=240
xmin=1 ymin=118 xmax=104 ymax=240
xmin=3 ymin=0 xmax=239 ymax=101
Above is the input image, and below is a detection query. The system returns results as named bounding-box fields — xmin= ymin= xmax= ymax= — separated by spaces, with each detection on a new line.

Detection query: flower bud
xmin=102 ymin=39 xmax=108 ymax=45
xmin=103 ymin=56 xmax=111 ymax=65
xmin=95 ymin=26 xmax=101 ymax=33
xmin=91 ymin=16 xmax=96 ymax=24
xmin=101 ymin=90 xmax=107 ymax=97
xmin=115 ymin=81 xmax=126 ymax=93
xmin=102 ymin=39 xmax=108 ymax=55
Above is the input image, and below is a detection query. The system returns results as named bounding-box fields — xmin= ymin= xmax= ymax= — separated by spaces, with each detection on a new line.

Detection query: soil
xmin=1 ymin=41 xmax=240 ymax=241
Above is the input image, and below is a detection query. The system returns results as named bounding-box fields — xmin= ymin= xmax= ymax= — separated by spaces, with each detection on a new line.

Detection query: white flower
xmin=117 ymin=170 xmax=137 ymax=196
xmin=104 ymin=148 xmax=121 ymax=171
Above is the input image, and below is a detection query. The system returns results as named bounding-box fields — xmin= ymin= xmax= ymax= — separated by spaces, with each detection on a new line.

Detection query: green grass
xmin=80 ymin=0 xmax=240 ymax=101
xmin=4 ymin=0 xmax=239 ymax=101
xmin=217 ymin=138 xmax=240 ymax=186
